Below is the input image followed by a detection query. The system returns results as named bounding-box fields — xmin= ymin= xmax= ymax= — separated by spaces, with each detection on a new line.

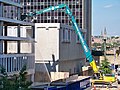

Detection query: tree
xmin=0 ymin=65 xmax=32 ymax=90
xmin=16 ymin=65 xmax=32 ymax=90
xmin=99 ymin=56 xmax=112 ymax=75
xmin=92 ymin=43 xmax=101 ymax=48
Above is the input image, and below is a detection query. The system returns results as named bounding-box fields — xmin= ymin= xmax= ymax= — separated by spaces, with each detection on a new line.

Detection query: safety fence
xmin=32 ymin=76 xmax=91 ymax=90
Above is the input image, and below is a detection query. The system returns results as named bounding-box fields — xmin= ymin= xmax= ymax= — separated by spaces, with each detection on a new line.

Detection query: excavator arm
xmin=23 ymin=4 xmax=98 ymax=73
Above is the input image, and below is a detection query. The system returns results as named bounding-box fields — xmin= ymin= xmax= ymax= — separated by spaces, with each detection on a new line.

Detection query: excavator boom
xmin=24 ymin=4 xmax=99 ymax=73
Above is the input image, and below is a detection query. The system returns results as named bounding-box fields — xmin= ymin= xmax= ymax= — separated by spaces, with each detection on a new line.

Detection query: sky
xmin=92 ymin=0 xmax=120 ymax=36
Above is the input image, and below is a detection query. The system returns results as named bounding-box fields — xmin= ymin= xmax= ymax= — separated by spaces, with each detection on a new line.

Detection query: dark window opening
xmin=51 ymin=20 xmax=54 ymax=23
xmin=62 ymin=20 xmax=64 ymax=23
xmin=48 ymin=20 xmax=50 ymax=23
xmin=76 ymin=5 xmax=79 ymax=8
xmin=55 ymin=20 xmax=58 ymax=23
xmin=44 ymin=20 xmax=47 ymax=23
xmin=69 ymin=5 xmax=72 ymax=8
xmin=62 ymin=12 xmax=64 ymax=16
xmin=58 ymin=12 xmax=61 ymax=16
xmin=76 ymin=19 xmax=79 ymax=23
xmin=80 ymin=5 xmax=82 ymax=8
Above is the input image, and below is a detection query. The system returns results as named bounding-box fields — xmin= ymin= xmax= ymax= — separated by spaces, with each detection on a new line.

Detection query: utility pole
xmin=103 ymin=38 xmax=106 ymax=57
xmin=103 ymin=27 xmax=107 ymax=57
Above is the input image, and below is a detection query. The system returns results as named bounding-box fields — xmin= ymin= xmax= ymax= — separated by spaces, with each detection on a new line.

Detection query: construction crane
xmin=21 ymin=4 xmax=116 ymax=85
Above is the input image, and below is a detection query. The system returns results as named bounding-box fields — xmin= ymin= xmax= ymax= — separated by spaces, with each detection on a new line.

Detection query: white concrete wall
xmin=35 ymin=23 xmax=60 ymax=62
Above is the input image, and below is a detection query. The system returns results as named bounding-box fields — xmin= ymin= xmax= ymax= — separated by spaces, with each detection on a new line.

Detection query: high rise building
xmin=21 ymin=0 xmax=92 ymax=46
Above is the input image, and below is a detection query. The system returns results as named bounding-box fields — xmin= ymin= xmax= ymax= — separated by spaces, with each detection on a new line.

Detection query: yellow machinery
xmin=91 ymin=72 xmax=116 ymax=85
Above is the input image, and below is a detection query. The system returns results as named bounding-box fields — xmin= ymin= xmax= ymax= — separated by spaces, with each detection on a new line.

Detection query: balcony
xmin=0 ymin=17 xmax=34 ymax=26
xmin=0 ymin=36 xmax=35 ymax=41
xmin=0 ymin=0 xmax=22 ymax=8
xmin=0 ymin=53 xmax=34 ymax=73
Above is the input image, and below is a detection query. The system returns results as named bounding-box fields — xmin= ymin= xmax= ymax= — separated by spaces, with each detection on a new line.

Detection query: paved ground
xmin=92 ymin=81 xmax=120 ymax=90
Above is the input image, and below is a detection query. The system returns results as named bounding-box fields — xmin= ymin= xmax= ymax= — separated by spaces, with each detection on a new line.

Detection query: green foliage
xmin=92 ymin=43 xmax=101 ymax=48
xmin=99 ymin=56 xmax=112 ymax=75
xmin=0 ymin=65 xmax=32 ymax=90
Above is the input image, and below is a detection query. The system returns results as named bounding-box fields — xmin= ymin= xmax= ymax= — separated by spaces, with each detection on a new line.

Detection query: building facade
xmin=0 ymin=0 xmax=35 ymax=81
xmin=21 ymin=0 xmax=92 ymax=47
xmin=35 ymin=23 xmax=86 ymax=75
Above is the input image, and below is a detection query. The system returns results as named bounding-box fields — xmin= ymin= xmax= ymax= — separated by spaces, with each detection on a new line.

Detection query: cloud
xmin=104 ymin=4 xmax=113 ymax=8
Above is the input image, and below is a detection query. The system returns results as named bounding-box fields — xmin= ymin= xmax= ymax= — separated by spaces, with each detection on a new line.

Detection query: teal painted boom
xmin=27 ymin=4 xmax=98 ymax=73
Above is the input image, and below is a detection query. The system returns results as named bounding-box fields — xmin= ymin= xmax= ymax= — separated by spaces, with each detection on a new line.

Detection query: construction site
xmin=0 ymin=0 xmax=120 ymax=90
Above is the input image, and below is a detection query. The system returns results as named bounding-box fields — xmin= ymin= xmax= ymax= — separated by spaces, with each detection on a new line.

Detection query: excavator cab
xmin=91 ymin=72 xmax=116 ymax=85
xmin=92 ymin=72 xmax=103 ymax=80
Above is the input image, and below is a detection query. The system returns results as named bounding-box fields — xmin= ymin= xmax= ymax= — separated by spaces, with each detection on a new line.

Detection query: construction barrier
xmin=31 ymin=77 xmax=91 ymax=90
xmin=48 ymin=77 xmax=91 ymax=90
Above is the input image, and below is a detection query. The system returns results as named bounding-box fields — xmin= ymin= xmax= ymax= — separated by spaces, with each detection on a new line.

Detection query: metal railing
xmin=0 ymin=53 xmax=34 ymax=73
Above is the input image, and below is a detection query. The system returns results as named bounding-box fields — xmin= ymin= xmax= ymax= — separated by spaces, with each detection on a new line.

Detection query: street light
xmin=102 ymin=27 xmax=107 ymax=58
xmin=103 ymin=38 xmax=106 ymax=57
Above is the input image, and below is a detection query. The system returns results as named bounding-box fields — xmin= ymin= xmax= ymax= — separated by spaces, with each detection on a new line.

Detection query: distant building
xmin=92 ymin=35 xmax=120 ymax=54
xmin=0 ymin=0 xmax=35 ymax=81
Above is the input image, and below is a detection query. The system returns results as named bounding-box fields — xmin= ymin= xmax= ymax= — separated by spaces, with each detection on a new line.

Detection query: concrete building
xmin=0 ymin=0 xmax=35 ymax=81
xmin=35 ymin=23 xmax=86 ymax=75
xmin=21 ymin=0 xmax=92 ymax=77
xmin=21 ymin=0 xmax=92 ymax=47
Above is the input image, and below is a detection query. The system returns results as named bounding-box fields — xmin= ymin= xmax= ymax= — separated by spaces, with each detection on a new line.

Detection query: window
xmin=48 ymin=12 xmax=51 ymax=16
xmin=41 ymin=5 xmax=44 ymax=9
xmin=55 ymin=20 xmax=58 ymax=23
xmin=62 ymin=28 xmax=71 ymax=43
xmin=69 ymin=5 xmax=72 ymax=8
xmin=62 ymin=28 xmax=66 ymax=41
xmin=76 ymin=12 xmax=79 ymax=17
xmin=74 ymin=67 xmax=76 ymax=73
xmin=76 ymin=5 xmax=79 ymax=8
xmin=76 ymin=35 xmax=80 ymax=44
xmin=68 ymin=30 xmax=71 ymax=42
xmin=58 ymin=12 xmax=61 ymax=16
xmin=55 ymin=12 xmax=57 ymax=16
xmin=47 ymin=16 xmax=51 ymax=19
xmin=62 ymin=12 xmax=64 ymax=16
xmin=76 ymin=19 xmax=79 ymax=23
xmin=69 ymin=69 xmax=71 ymax=75
xmin=27 ymin=2 xmax=31 ymax=5
xmin=54 ymin=16 xmax=58 ymax=19
xmin=80 ymin=5 xmax=82 ymax=8
xmin=62 ymin=20 xmax=64 ymax=23
xmin=44 ymin=20 xmax=47 ymax=23
xmin=82 ymin=32 xmax=86 ymax=40
xmin=48 ymin=20 xmax=50 ymax=23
